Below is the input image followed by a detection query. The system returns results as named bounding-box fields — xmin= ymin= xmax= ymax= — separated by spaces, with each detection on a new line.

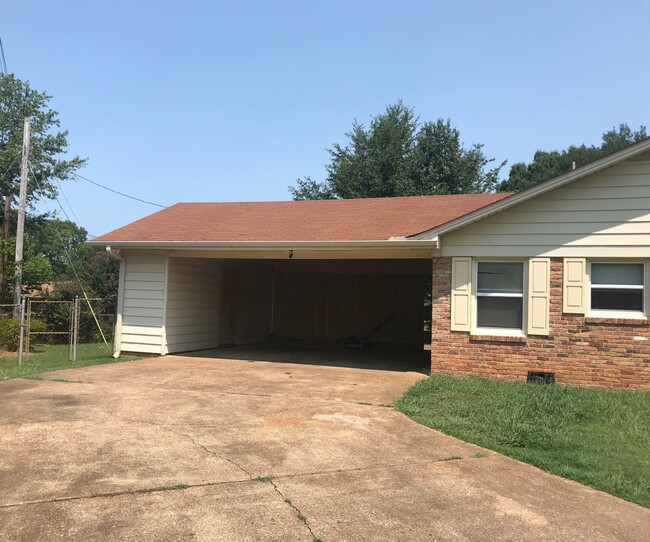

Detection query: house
xmin=90 ymin=138 xmax=650 ymax=389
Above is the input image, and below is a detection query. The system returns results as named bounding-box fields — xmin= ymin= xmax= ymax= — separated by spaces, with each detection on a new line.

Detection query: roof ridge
xmin=170 ymin=193 xmax=512 ymax=206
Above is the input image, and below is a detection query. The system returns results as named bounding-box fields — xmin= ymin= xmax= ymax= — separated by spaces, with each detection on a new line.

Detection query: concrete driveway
xmin=1 ymin=349 xmax=648 ymax=541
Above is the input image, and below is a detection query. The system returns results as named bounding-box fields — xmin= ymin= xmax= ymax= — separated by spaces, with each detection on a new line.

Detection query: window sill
xmin=470 ymin=334 xmax=527 ymax=344
xmin=585 ymin=316 xmax=648 ymax=326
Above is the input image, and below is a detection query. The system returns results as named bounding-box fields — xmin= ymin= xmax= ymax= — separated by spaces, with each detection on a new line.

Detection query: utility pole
xmin=13 ymin=117 xmax=30 ymax=316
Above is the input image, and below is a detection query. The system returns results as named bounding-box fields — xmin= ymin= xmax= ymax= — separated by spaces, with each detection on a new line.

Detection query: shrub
xmin=0 ymin=318 xmax=20 ymax=351
xmin=0 ymin=317 xmax=46 ymax=351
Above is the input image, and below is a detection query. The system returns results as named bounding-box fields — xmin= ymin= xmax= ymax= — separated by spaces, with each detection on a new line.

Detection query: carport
xmin=117 ymin=250 xmax=434 ymax=361
xmin=164 ymin=256 xmax=431 ymax=358
xmin=89 ymin=195 xmax=509 ymax=363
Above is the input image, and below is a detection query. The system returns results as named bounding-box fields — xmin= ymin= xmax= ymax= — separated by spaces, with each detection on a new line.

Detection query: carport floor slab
xmin=1 ymin=354 xmax=649 ymax=541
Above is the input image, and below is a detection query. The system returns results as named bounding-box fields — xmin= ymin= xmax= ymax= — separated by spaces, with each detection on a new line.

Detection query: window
xmin=590 ymin=262 xmax=644 ymax=314
xmin=476 ymin=262 xmax=524 ymax=330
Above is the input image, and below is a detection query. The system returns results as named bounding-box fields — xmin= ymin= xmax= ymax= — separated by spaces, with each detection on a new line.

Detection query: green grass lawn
xmin=0 ymin=343 xmax=137 ymax=381
xmin=395 ymin=375 xmax=650 ymax=508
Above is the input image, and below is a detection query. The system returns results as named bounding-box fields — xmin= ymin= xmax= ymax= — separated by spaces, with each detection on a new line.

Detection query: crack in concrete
xmin=105 ymin=407 xmax=257 ymax=481
xmin=179 ymin=432 xmax=254 ymax=479
xmin=0 ymin=454 xmax=486 ymax=512
xmin=0 ymin=479 xmax=249 ymax=509
xmin=101 ymin=403 xmax=322 ymax=539
xmin=266 ymin=478 xmax=320 ymax=542
xmin=150 ymin=372 xmax=195 ymax=389
xmin=259 ymin=453 xmax=484 ymax=484
xmin=21 ymin=377 xmax=91 ymax=384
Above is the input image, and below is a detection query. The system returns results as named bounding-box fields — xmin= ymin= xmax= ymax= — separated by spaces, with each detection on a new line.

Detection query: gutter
xmin=88 ymin=239 xmax=439 ymax=251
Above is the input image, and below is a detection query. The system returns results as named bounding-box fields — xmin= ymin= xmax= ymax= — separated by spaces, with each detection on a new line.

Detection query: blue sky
xmin=4 ymin=1 xmax=649 ymax=236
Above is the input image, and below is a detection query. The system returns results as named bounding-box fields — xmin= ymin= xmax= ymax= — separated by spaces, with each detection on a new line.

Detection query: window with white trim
xmin=476 ymin=261 xmax=524 ymax=330
xmin=590 ymin=262 xmax=644 ymax=314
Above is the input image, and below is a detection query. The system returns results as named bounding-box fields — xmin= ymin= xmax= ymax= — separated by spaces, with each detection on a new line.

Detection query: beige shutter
xmin=527 ymin=258 xmax=550 ymax=336
xmin=451 ymin=257 xmax=472 ymax=332
xmin=563 ymin=258 xmax=587 ymax=314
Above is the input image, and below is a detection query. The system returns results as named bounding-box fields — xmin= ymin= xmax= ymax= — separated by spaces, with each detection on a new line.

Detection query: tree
xmin=22 ymin=255 xmax=53 ymax=292
xmin=289 ymin=101 xmax=505 ymax=200
xmin=0 ymin=74 xmax=86 ymax=301
xmin=408 ymin=120 xmax=503 ymax=195
xmin=498 ymin=124 xmax=647 ymax=193
xmin=0 ymin=74 xmax=85 ymax=204
xmin=25 ymin=216 xmax=89 ymax=278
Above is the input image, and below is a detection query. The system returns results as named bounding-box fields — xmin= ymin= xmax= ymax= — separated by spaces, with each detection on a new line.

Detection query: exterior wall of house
xmin=431 ymin=258 xmax=650 ymax=389
xmin=441 ymin=158 xmax=650 ymax=258
xmin=119 ymin=250 xmax=168 ymax=354
xmin=165 ymin=257 xmax=221 ymax=353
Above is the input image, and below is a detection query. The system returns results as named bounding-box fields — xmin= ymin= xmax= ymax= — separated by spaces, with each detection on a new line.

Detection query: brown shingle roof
xmin=93 ymin=194 xmax=512 ymax=243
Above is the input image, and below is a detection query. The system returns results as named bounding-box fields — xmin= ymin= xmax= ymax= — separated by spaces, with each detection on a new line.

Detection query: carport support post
xmin=17 ymin=297 xmax=25 ymax=367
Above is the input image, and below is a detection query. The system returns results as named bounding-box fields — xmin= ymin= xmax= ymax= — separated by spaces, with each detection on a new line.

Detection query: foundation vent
xmin=527 ymin=371 xmax=555 ymax=384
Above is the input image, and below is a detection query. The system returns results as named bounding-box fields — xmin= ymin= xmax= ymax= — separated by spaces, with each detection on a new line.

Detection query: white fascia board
xmin=410 ymin=137 xmax=650 ymax=241
xmin=89 ymin=239 xmax=439 ymax=250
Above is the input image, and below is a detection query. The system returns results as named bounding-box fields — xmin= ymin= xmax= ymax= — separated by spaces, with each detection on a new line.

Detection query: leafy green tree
xmin=289 ymin=176 xmax=333 ymax=200
xmin=498 ymin=124 xmax=647 ymax=192
xmin=25 ymin=216 xmax=89 ymax=278
xmin=0 ymin=74 xmax=85 ymax=205
xmin=22 ymin=255 xmax=53 ymax=292
xmin=76 ymin=249 xmax=120 ymax=301
xmin=289 ymin=101 xmax=505 ymax=200
xmin=0 ymin=74 xmax=86 ymax=301
xmin=22 ymin=215 xmax=118 ymax=301
xmin=408 ymin=119 xmax=504 ymax=195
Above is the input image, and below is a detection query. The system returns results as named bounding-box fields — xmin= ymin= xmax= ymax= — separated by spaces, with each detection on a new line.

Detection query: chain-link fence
xmin=1 ymin=296 xmax=116 ymax=369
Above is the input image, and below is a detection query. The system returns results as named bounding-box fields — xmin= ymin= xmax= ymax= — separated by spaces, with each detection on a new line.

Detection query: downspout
xmin=106 ymin=246 xmax=125 ymax=358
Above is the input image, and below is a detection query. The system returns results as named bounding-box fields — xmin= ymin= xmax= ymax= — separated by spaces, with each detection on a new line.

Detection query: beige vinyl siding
xmin=441 ymin=160 xmax=650 ymax=257
xmin=166 ymin=257 xmax=221 ymax=353
xmin=120 ymin=251 xmax=168 ymax=354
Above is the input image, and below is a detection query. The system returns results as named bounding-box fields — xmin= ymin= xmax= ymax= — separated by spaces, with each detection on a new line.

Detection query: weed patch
xmin=0 ymin=343 xmax=138 ymax=381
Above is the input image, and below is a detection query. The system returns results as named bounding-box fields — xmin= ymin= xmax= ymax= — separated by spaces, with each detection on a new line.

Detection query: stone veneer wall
xmin=431 ymin=257 xmax=650 ymax=389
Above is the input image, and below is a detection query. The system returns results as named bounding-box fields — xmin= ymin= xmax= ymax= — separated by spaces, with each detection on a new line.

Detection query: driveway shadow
xmin=181 ymin=343 xmax=431 ymax=374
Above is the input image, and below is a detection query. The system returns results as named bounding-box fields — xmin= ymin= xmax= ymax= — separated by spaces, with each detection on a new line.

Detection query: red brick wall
xmin=431 ymin=257 xmax=650 ymax=389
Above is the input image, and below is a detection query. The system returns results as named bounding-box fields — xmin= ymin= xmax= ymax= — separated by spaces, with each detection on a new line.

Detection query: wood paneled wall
xmin=272 ymin=260 xmax=429 ymax=346
xmin=218 ymin=261 xmax=274 ymax=346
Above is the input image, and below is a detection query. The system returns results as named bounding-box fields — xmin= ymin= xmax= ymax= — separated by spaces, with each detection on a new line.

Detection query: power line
xmin=29 ymin=163 xmax=76 ymax=225
xmin=27 ymin=161 xmax=108 ymax=346
xmin=54 ymin=178 xmax=81 ymax=225
xmin=27 ymin=138 xmax=166 ymax=209
xmin=73 ymin=173 xmax=167 ymax=208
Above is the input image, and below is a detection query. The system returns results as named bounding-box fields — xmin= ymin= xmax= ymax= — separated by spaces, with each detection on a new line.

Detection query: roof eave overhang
xmin=88 ymin=239 xmax=439 ymax=251
xmin=410 ymin=137 xmax=650 ymax=241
